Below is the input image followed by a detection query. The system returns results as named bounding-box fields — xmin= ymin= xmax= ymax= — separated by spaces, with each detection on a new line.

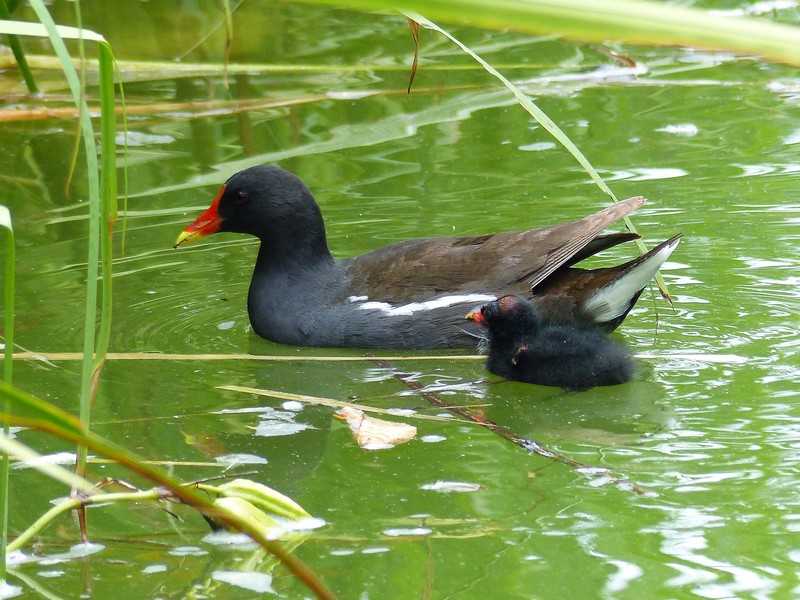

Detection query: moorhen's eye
xmin=234 ymin=190 xmax=249 ymax=205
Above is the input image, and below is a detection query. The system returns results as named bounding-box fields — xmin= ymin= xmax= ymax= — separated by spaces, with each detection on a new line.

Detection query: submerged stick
xmin=367 ymin=355 xmax=649 ymax=496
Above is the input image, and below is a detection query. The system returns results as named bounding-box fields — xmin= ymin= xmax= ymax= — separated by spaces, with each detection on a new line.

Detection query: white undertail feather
xmin=583 ymin=237 xmax=681 ymax=322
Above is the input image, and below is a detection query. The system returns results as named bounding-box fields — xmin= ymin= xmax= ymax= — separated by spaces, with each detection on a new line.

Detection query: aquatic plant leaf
xmin=211 ymin=496 xmax=282 ymax=535
xmin=216 ymin=479 xmax=312 ymax=520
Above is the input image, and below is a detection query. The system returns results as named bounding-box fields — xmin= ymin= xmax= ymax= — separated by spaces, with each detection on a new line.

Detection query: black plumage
xmin=467 ymin=295 xmax=635 ymax=390
xmin=175 ymin=165 xmax=680 ymax=350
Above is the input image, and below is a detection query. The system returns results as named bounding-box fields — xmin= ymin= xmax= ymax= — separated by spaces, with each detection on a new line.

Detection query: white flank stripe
xmin=357 ymin=294 xmax=496 ymax=316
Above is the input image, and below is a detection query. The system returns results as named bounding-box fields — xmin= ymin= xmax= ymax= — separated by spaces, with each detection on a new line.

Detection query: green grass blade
xmin=0 ymin=19 xmax=105 ymax=42
xmin=0 ymin=1 xmax=39 ymax=93
xmin=94 ymin=43 xmax=118 ymax=367
xmin=304 ymin=0 xmax=800 ymax=66
xmin=3 ymin=5 xmax=121 ymax=503
xmin=23 ymin=3 xmax=106 ymax=468
xmin=221 ymin=0 xmax=233 ymax=87
xmin=0 ymin=205 xmax=13 ymax=579
xmin=117 ymin=74 xmax=129 ymax=257
xmin=0 ymin=207 xmax=13 ymax=386
xmin=0 ymin=382 xmax=85 ymax=437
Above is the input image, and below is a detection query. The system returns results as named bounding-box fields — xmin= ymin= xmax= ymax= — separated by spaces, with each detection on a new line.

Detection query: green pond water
xmin=1 ymin=1 xmax=799 ymax=598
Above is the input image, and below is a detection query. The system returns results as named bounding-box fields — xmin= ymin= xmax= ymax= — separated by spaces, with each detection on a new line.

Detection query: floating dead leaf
xmin=335 ymin=406 xmax=417 ymax=451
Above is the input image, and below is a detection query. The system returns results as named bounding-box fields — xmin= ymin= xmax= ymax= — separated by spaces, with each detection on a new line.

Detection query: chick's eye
xmin=234 ymin=190 xmax=249 ymax=205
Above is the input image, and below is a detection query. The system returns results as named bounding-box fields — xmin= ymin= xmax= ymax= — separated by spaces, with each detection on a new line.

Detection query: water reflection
xmin=2 ymin=2 xmax=799 ymax=598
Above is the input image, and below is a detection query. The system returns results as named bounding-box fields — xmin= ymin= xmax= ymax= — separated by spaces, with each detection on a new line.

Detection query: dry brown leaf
xmin=335 ymin=406 xmax=417 ymax=451
xmin=407 ymin=17 xmax=420 ymax=94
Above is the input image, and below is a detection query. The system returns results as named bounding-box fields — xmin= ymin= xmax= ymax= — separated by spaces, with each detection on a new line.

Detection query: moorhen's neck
xmin=253 ymin=236 xmax=335 ymax=278
xmin=248 ymin=185 xmax=335 ymax=272
xmin=254 ymin=220 xmax=334 ymax=270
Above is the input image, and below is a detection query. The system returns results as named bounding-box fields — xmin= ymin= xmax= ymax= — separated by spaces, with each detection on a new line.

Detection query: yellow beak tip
xmin=174 ymin=230 xmax=196 ymax=248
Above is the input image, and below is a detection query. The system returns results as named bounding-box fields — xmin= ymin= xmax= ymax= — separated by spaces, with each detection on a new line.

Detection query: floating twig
xmin=367 ymin=355 xmax=649 ymax=495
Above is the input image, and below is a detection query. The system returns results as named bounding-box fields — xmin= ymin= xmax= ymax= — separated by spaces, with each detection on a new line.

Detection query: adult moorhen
xmin=466 ymin=295 xmax=635 ymax=390
xmin=175 ymin=165 xmax=680 ymax=349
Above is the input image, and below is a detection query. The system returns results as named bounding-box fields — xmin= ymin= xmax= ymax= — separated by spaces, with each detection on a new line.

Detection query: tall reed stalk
xmin=0 ymin=0 xmax=37 ymax=92
xmin=0 ymin=206 xmax=14 ymax=581
xmin=25 ymin=1 xmax=117 ymax=484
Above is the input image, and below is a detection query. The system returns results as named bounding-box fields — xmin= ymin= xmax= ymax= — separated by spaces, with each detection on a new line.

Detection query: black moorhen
xmin=466 ymin=295 xmax=635 ymax=390
xmin=175 ymin=165 xmax=680 ymax=349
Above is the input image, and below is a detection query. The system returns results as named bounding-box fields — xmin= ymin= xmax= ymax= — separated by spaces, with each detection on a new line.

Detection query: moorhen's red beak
xmin=174 ymin=185 xmax=225 ymax=248
xmin=465 ymin=309 xmax=485 ymax=325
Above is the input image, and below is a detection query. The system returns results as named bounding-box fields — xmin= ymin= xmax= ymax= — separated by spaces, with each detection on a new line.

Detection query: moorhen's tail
xmin=582 ymin=234 xmax=682 ymax=330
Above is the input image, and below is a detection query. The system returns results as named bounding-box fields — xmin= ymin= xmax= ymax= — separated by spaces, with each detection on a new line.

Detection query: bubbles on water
xmin=218 ymin=406 xmax=317 ymax=438
xmin=732 ymin=163 xmax=800 ymax=177
xmin=656 ymin=123 xmax=699 ymax=137
xmin=215 ymin=453 xmax=268 ymax=466
xmin=518 ymin=141 xmax=556 ymax=152
xmin=212 ymin=570 xmax=275 ymax=594
xmin=0 ymin=581 xmax=22 ymax=599
xmin=603 ymin=167 xmax=689 ymax=181
xmin=382 ymin=527 xmax=433 ymax=537
xmin=116 ymin=131 xmax=176 ymax=147
xmin=142 ymin=564 xmax=168 ymax=574
xmin=420 ymin=481 xmax=480 ymax=493
xmin=169 ymin=546 xmax=207 ymax=557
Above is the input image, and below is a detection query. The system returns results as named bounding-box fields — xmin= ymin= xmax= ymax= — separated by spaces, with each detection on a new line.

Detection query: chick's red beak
xmin=174 ymin=184 xmax=225 ymax=248
xmin=465 ymin=308 xmax=485 ymax=325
